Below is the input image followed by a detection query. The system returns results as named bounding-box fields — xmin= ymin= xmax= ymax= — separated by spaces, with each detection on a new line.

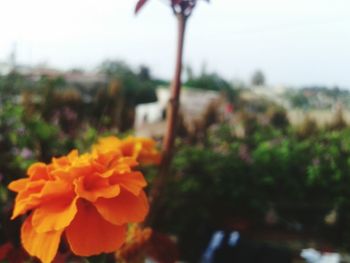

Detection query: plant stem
xmin=147 ymin=13 xmax=187 ymax=225
xmin=163 ymin=13 xmax=187 ymax=153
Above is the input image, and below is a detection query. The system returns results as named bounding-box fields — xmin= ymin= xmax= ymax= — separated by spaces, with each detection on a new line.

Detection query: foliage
xmin=0 ymin=103 xmax=68 ymax=253
xmin=0 ymin=73 xmax=34 ymax=103
xmin=285 ymin=86 xmax=350 ymax=110
xmin=99 ymin=60 xmax=157 ymax=105
xmin=98 ymin=60 xmax=158 ymax=131
xmin=288 ymin=92 xmax=309 ymax=109
xmin=185 ymin=71 xmax=237 ymax=102
xmin=153 ymin=121 xmax=350 ymax=261
xmin=1 ymin=60 xmax=350 ymax=262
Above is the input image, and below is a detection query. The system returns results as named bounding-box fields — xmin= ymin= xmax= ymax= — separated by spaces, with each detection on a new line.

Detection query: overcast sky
xmin=0 ymin=0 xmax=349 ymax=87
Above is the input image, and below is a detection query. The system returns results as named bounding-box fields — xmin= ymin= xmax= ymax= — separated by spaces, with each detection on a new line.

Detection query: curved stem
xmin=163 ymin=13 xmax=187 ymax=153
xmin=147 ymin=13 xmax=187 ymax=225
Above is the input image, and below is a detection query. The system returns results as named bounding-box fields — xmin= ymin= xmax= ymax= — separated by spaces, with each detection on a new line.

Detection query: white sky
xmin=0 ymin=0 xmax=349 ymax=87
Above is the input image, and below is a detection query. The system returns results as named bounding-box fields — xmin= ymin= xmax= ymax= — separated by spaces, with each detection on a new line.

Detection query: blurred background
xmin=0 ymin=0 xmax=350 ymax=262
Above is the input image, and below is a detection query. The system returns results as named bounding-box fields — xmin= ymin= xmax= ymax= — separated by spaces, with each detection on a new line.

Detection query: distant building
xmin=240 ymin=85 xmax=290 ymax=109
xmin=135 ymin=86 xmax=224 ymax=136
xmin=23 ymin=66 xmax=63 ymax=81
xmin=135 ymin=102 xmax=164 ymax=126
xmin=63 ymin=70 xmax=107 ymax=87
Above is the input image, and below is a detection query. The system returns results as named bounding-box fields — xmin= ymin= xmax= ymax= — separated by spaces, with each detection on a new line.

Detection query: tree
xmin=138 ymin=65 xmax=151 ymax=81
xmin=184 ymin=71 xmax=237 ymax=102
xmin=98 ymin=60 xmax=157 ymax=130
xmin=251 ymin=70 xmax=266 ymax=86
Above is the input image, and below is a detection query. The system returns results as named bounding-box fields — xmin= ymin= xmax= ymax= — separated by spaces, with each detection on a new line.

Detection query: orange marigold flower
xmin=117 ymin=225 xmax=178 ymax=263
xmin=8 ymin=137 xmax=153 ymax=263
xmin=116 ymin=226 xmax=152 ymax=263
xmin=93 ymin=136 xmax=161 ymax=165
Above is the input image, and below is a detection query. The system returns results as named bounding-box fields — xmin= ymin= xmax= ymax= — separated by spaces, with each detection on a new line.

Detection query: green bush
xmin=154 ymin=124 xmax=350 ymax=261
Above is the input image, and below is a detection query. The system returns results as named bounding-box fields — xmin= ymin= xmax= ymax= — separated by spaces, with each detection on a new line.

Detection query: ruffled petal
xmin=32 ymin=196 xmax=78 ymax=233
xmin=92 ymin=136 xmax=121 ymax=154
xmin=40 ymin=179 xmax=74 ymax=201
xmin=8 ymin=178 xmax=30 ymax=192
xmin=66 ymin=200 xmax=126 ymax=256
xmin=110 ymin=171 xmax=147 ymax=196
xmin=12 ymin=179 xmax=74 ymax=219
xmin=138 ymin=150 xmax=161 ymax=165
xmin=11 ymin=180 xmax=46 ymax=219
xmin=74 ymin=176 xmax=120 ymax=202
xmin=21 ymin=215 xmax=63 ymax=263
xmin=27 ymin=163 xmax=50 ymax=180
xmin=95 ymin=190 xmax=149 ymax=225
xmin=121 ymin=137 xmax=161 ymax=165
xmin=120 ymin=138 xmax=142 ymax=158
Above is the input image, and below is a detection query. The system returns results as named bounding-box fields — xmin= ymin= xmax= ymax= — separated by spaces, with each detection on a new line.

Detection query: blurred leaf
xmin=135 ymin=0 xmax=149 ymax=14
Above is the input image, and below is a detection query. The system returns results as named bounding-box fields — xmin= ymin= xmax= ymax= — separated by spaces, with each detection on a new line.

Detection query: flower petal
xmin=93 ymin=136 xmax=121 ymax=154
xmin=21 ymin=215 xmax=63 ymax=263
xmin=11 ymin=180 xmax=47 ymax=219
xmin=121 ymin=137 xmax=161 ymax=165
xmin=12 ymin=179 xmax=74 ymax=219
xmin=120 ymin=138 xmax=142 ymax=158
xmin=27 ymin=163 xmax=50 ymax=180
xmin=8 ymin=178 xmax=30 ymax=192
xmin=66 ymin=200 xmax=126 ymax=256
xmin=40 ymin=179 xmax=74 ymax=201
xmin=110 ymin=171 xmax=147 ymax=196
xmin=32 ymin=196 xmax=78 ymax=233
xmin=95 ymin=190 xmax=149 ymax=225
xmin=74 ymin=176 xmax=120 ymax=202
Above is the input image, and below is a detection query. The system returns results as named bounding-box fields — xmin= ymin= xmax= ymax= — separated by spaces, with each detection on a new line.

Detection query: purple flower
xmin=20 ymin=148 xmax=33 ymax=159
